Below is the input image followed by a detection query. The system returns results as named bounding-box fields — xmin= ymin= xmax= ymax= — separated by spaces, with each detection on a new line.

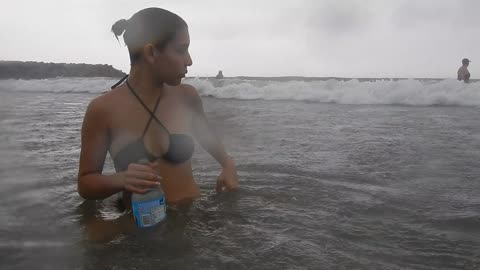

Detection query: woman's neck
xmin=127 ymin=65 xmax=166 ymax=99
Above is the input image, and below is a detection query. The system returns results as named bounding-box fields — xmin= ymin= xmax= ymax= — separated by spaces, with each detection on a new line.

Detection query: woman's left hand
xmin=216 ymin=158 xmax=239 ymax=192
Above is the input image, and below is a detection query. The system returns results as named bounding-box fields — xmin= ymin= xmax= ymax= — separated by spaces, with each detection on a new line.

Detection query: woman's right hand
xmin=120 ymin=163 xmax=162 ymax=194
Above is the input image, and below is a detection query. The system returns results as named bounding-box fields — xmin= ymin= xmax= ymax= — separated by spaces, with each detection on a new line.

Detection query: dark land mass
xmin=0 ymin=61 xmax=126 ymax=79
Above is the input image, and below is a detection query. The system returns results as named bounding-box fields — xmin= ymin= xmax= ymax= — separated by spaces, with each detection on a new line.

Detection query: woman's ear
xmin=142 ymin=43 xmax=157 ymax=64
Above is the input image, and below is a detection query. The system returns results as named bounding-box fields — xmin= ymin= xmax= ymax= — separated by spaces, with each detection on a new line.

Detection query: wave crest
xmin=186 ymin=78 xmax=480 ymax=106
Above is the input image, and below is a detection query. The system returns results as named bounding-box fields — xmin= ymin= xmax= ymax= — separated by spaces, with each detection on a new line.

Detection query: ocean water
xmin=0 ymin=77 xmax=479 ymax=270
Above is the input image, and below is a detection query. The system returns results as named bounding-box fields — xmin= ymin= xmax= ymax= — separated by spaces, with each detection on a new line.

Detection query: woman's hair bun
xmin=111 ymin=19 xmax=128 ymax=41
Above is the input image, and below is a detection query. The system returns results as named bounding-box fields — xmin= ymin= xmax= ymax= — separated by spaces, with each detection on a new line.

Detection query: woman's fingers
xmin=124 ymin=184 xmax=150 ymax=194
xmin=124 ymin=178 xmax=161 ymax=194
xmin=216 ymin=177 xmax=225 ymax=192
xmin=225 ymin=179 xmax=239 ymax=190
xmin=216 ymin=175 xmax=239 ymax=192
xmin=122 ymin=162 xmax=162 ymax=194
xmin=125 ymin=177 xmax=161 ymax=188
xmin=125 ymin=170 xmax=161 ymax=181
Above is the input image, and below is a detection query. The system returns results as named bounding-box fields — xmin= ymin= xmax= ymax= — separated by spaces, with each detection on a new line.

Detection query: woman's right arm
xmin=77 ymin=98 xmax=161 ymax=200
xmin=77 ymin=98 xmax=124 ymax=199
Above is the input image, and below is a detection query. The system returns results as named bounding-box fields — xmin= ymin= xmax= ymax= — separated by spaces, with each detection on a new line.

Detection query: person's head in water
xmin=111 ymin=8 xmax=192 ymax=86
xmin=462 ymin=58 xmax=471 ymax=67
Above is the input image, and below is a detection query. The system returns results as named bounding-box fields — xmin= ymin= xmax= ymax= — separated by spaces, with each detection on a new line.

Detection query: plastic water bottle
xmin=131 ymin=159 xmax=167 ymax=228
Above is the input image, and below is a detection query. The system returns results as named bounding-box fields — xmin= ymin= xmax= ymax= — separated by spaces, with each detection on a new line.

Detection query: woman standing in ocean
xmin=77 ymin=7 xmax=239 ymax=208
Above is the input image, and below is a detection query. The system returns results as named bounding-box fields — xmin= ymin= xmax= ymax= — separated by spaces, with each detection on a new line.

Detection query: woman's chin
xmin=166 ymin=77 xmax=183 ymax=86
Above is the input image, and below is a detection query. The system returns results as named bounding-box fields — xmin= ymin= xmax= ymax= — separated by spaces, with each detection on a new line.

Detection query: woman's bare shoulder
xmin=85 ymin=87 xmax=124 ymax=117
xmin=178 ymin=83 xmax=201 ymax=103
xmin=179 ymin=83 xmax=198 ymax=95
xmin=176 ymin=84 xmax=205 ymax=114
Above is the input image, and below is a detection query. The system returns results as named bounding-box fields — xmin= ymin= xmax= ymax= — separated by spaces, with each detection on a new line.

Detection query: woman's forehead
xmin=172 ymin=28 xmax=190 ymax=45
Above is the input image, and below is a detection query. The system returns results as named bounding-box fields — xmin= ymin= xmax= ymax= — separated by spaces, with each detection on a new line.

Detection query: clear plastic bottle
xmin=131 ymin=159 xmax=167 ymax=228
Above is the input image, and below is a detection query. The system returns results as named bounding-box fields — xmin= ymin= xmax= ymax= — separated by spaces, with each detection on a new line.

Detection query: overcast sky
xmin=1 ymin=0 xmax=478 ymax=78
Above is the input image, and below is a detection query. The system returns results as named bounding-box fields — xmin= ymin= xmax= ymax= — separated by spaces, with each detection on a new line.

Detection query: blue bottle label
xmin=132 ymin=196 xmax=166 ymax=227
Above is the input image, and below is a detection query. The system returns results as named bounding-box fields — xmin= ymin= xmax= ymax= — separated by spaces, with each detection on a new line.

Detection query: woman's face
xmin=153 ymin=28 xmax=192 ymax=86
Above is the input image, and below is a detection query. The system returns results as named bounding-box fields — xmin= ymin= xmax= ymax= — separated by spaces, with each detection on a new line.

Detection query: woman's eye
xmin=177 ymin=48 xmax=188 ymax=54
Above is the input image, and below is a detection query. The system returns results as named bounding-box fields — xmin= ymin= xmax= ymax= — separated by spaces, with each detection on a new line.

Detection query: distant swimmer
xmin=457 ymin=58 xmax=471 ymax=83
xmin=215 ymin=70 xmax=224 ymax=79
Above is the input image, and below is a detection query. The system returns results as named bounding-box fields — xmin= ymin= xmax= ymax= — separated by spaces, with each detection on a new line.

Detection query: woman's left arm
xmin=184 ymin=84 xmax=239 ymax=192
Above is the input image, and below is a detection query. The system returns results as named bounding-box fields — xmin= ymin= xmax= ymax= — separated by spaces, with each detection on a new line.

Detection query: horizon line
xmin=0 ymin=60 xmax=472 ymax=80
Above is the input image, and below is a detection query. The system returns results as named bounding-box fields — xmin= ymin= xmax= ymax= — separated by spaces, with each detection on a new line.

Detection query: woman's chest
xmin=108 ymin=96 xmax=194 ymax=155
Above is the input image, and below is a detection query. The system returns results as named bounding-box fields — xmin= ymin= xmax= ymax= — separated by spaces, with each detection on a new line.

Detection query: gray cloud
xmin=391 ymin=0 xmax=480 ymax=30
xmin=306 ymin=0 xmax=376 ymax=35
xmin=0 ymin=0 xmax=478 ymax=77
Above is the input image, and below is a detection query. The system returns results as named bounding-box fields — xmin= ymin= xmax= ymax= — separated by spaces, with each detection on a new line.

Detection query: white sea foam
xmin=186 ymin=78 xmax=480 ymax=106
xmin=1 ymin=77 xmax=479 ymax=106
